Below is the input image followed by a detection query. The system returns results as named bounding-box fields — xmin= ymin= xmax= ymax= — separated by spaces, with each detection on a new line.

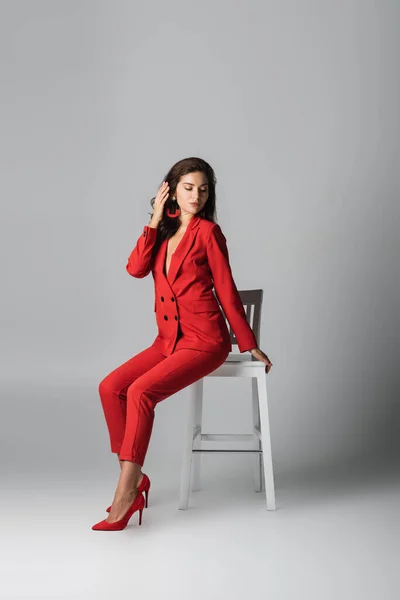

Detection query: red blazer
xmin=126 ymin=215 xmax=258 ymax=356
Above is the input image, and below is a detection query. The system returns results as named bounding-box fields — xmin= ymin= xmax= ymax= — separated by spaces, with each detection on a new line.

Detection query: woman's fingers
xmin=155 ymin=182 xmax=169 ymax=205
xmin=261 ymin=354 xmax=273 ymax=373
xmin=252 ymin=348 xmax=273 ymax=373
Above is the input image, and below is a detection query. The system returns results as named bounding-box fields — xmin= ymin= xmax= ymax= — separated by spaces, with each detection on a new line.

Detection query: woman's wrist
xmin=148 ymin=218 xmax=160 ymax=229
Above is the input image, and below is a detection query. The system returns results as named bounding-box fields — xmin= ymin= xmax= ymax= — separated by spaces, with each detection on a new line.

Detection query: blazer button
xmin=161 ymin=296 xmax=164 ymax=302
xmin=164 ymin=315 xmax=168 ymax=321
xmin=143 ymin=231 xmax=147 ymax=236
xmin=174 ymin=315 xmax=178 ymax=321
xmin=171 ymin=297 xmax=175 ymax=302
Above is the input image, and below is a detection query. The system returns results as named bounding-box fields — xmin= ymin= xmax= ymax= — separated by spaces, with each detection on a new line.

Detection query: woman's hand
xmin=149 ymin=182 xmax=170 ymax=227
xmin=249 ymin=348 xmax=273 ymax=373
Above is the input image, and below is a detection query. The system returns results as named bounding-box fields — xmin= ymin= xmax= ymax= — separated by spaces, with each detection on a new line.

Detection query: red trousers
xmin=98 ymin=343 xmax=230 ymax=466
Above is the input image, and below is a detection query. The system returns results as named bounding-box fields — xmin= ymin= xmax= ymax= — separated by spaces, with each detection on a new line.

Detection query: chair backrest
xmin=219 ymin=289 xmax=263 ymax=360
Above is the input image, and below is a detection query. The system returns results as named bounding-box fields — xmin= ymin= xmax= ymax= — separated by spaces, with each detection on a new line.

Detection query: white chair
xmin=179 ymin=289 xmax=276 ymax=510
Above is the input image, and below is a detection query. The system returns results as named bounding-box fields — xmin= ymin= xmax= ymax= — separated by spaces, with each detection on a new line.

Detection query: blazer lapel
xmin=155 ymin=216 xmax=201 ymax=286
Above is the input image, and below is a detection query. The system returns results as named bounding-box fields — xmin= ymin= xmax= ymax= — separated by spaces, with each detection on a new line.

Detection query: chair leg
xmin=252 ymin=377 xmax=262 ymax=492
xmin=191 ymin=379 xmax=203 ymax=492
xmin=178 ymin=383 xmax=197 ymax=510
xmin=260 ymin=453 xmax=266 ymax=491
xmin=257 ymin=373 xmax=276 ymax=510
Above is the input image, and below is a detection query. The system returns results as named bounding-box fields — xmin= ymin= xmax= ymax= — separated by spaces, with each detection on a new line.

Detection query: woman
xmin=92 ymin=157 xmax=273 ymax=531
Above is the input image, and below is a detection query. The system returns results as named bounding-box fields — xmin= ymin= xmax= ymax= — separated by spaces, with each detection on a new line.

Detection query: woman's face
xmin=174 ymin=171 xmax=209 ymax=216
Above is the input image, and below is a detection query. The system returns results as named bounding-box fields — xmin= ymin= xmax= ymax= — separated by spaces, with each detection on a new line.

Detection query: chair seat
xmin=207 ymin=357 xmax=266 ymax=377
xmin=225 ymin=352 xmax=258 ymax=361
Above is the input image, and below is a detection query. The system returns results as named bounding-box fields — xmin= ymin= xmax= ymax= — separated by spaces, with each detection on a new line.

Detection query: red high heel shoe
xmin=106 ymin=473 xmax=150 ymax=512
xmin=92 ymin=491 xmax=145 ymax=531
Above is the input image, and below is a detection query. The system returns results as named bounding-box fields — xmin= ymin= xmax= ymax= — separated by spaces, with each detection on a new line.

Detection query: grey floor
xmin=3 ymin=456 xmax=398 ymax=600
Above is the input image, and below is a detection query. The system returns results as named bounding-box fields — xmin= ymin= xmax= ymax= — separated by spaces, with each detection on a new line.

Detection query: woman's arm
xmin=126 ymin=182 xmax=168 ymax=278
xmin=126 ymin=224 xmax=158 ymax=278
xmin=206 ymin=223 xmax=258 ymax=353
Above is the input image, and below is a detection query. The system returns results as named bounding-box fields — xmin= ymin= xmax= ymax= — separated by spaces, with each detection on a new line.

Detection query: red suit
xmin=99 ymin=215 xmax=257 ymax=465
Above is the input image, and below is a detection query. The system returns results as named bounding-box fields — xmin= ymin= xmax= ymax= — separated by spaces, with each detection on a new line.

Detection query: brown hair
xmin=149 ymin=157 xmax=218 ymax=243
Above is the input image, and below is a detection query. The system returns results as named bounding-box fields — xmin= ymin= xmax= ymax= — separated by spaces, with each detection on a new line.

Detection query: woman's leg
xmin=106 ymin=346 xmax=229 ymax=523
xmin=98 ymin=344 xmax=165 ymax=457
xmin=98 ymin=344 xmax=166 ymax=523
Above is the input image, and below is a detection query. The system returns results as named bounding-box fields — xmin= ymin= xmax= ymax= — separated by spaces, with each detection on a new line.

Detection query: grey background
xmin=0 ymin=2 xmax=399 ymax=597
xmin=2 ymin=0 xmax=399 ymax=473
xmin=2 ymin=0 xmax=399 ymax=476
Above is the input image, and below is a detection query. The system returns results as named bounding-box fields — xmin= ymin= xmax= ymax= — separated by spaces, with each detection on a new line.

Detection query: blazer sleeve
xmin=206 ymin=223 xmax=258 ymax=353
xmin=126 ymin=225 xmax=158 ymax=278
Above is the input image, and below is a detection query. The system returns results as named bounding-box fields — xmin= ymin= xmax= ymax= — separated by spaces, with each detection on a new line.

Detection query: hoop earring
xmin=166 ymin=197 xmax=180 ymax=218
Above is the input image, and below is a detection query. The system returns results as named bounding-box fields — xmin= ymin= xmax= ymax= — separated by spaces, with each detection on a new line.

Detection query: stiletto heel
xmin=92 ymin=492 xmax=145 ymax=531
xmin=106 ymin=473 xmax=150 ymax=512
